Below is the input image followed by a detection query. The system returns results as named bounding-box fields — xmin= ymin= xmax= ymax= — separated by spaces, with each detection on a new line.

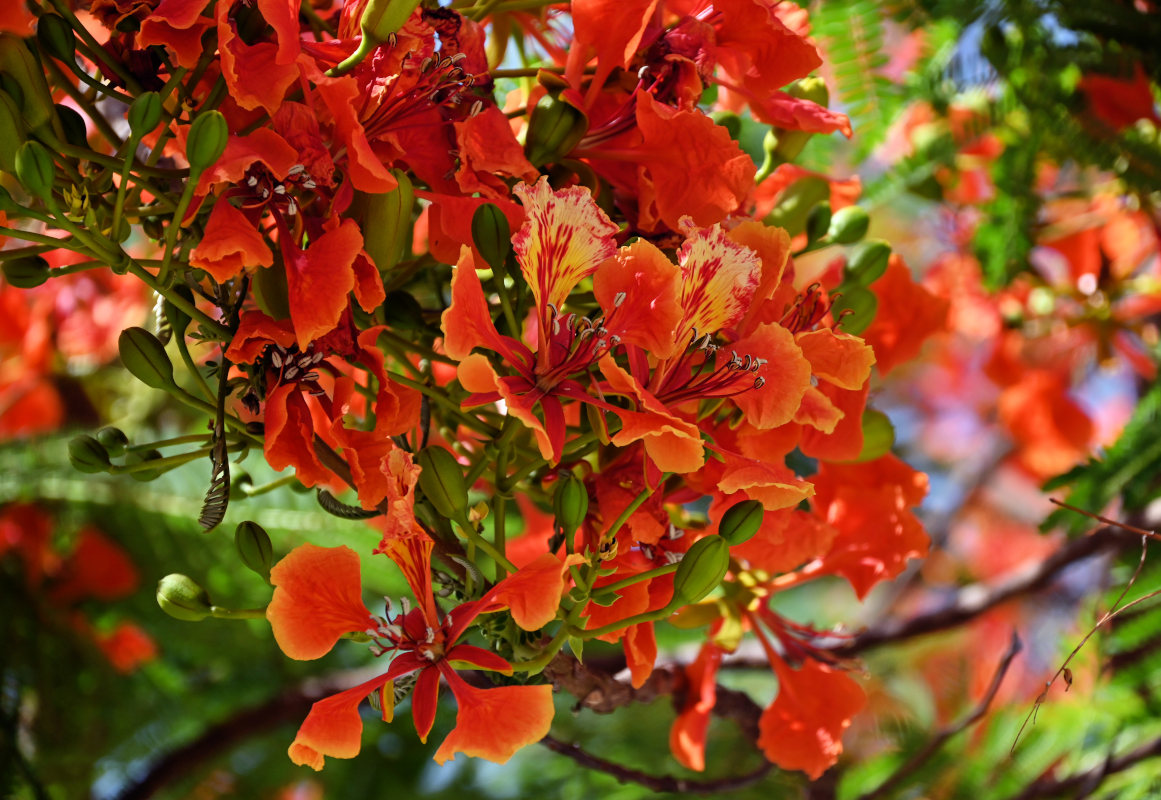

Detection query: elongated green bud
xmin=846 ymin=240 xmax=891 ymax=286
xmin=329 ymin=0 xmax=421 ymax=75
xmin=0 ymin=90 xmax=26 ymax=173
xmin=235 ymin=521 xmax=274 ymax=581
xmin=831 ymin=285 xmax=878 ymax=335
xmin=186 ymin=110 xmax=228 ymax=173
xmin=2 ymin=255 xmax=49 ymax=288
xmin=763 ymin=176 xmax=830 ymax=237
xmin=55 ymin=103 xmax=87 ymax=147
xmin=15 ymin=140 xmax=55 ymax=200
xmin=525 ymin=92 xmax=588 ymax=166
xmin=163 ymin=285 xmax=194 ymax=340
xmin=552 ymin=472 xmax=589 ymax=539
xmin=128 ymin=91 xmax=162 ymax=138
xmin=672 ymin=536 xmax=730 ymax=606
xmin=805 ymin=201 xmax=831 ymax=244
xmin=0 ymin=33 xmax=57 ymax=129
xmin=851 ymin=409 xmax=895 ymax=463
xmin=717 ymin=500 xmax=764 ymax=546
xmin=471 ymin=202 xmax=511 ymax=272
xmin=95 ymin=426 xmax=129 ymax=458
xmin=157 ymin=574 xmax=213 ymax=621
xmin=36 ymin=14 xmax=76 ymax=63
xmin=418 ymin=446 xmax=469 ymax=520
xmin=119 ymin=326 xmax=176 ymax=390
xmin=68 ymin=434 xmax=111 ymax=473
xmin=361 ymin=169 xmax=413 ymax=272
xmin=827 ymin=205 xmax=870 ymax=244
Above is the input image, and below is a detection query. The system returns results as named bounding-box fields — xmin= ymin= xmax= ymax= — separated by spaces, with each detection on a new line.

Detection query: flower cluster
xmin=0 ymin=0 xmax=943 ymax=782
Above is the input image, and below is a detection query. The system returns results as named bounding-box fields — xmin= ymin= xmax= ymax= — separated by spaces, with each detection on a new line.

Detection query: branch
xmin=857 ymin=631 xmax=1023 ymax=800
xmin=540 ymin=735 xmax=773 ymax=795
xmin=832 ymin=529 xmax=1129 ymax=657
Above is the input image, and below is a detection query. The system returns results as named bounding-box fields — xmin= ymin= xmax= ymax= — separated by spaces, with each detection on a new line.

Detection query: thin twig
xmin=540 ymin=735 xmax=774 ymax=794
xmin=859 ymin=632 xmax=1023 ymax=800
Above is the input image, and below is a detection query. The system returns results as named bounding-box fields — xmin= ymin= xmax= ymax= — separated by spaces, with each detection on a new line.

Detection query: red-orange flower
xmin=267 ymin=540 xmax=562 ymax=768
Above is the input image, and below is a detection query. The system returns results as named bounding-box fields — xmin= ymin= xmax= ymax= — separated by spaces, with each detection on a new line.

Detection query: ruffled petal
xmin=434 ymin=668 xmax=555 ymax=764
xmin=267 ymin=543 xmax=374 ymax=660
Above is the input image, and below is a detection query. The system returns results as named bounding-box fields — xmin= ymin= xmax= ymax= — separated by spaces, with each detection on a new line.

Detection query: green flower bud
xmin=672 ymin=536 xmax=730 ymax=606
xmin=360 ymin=168 xmax=413 ymax=272
xmin=229 ymin=471 xmax=253 ymax=499
xmin=361 ymin=0 xmax=422 ymax=46
xmin=805 ymin=201 xmax=831 ymax=244
xmin=186 ymin=110 xmax=228 ymax=173
xmin=525 ymin=92 xmax=588 ymax=166
xmin=156 ymin=574 xmax=213 ymax=621
xmin=831 ymin=285 xmax=878 ymax=336
xmin=851 ymin=409 xmax=895 ymax=463
xmin=0 ymin=90 xmax=26 ymax=174
xmin=118 ymin=326 xmax=176 ymax=390
xmin=68 ymin=434 xmax=110 ymax=473
xmin=95 ymin=426 xmax=129 ymax=458
xmin=552 ymin=472 xmax=589 ymax=538
xmin=235 ymin=521 xmax=274 ymax=581
xmin=763 ymin=176 xmax=830 ymax=237
xmin=717 ymin=500 xmax=764 ymax=546
xmin=126 ymin=448 xmax=164 ymax=481
xmin=15 ymin=140 xmax=56 ymax=201
xmin=418 ymin=446 xmax=469 ymax=520
xmin=846 ymin=240 xmax=891 ymax=286
xmin=471 ymin=202 xmax=511 ymax=273
xmin=36 ymin=14 xmax=76 ymax=63
xmin=0 ymin=33 xmax=57 ymax=130
xmin=128 ymin=91 xmax=162 ymax=138
xmin=1 ymin=255 xmax=50 ymax=288
xmin=709 ymin=110 xmax=742 ymax=140
xmin=827 ymin=205 xmax=870 ymax=244
xmin=787 ymin=76 xmax=829 ymax=106
xmin=55 ymin=103 xmax=87 ymax=147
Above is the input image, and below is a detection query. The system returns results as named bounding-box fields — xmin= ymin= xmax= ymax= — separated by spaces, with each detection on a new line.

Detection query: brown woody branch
xmin=541 ymin=735 xmax=774 ymax=794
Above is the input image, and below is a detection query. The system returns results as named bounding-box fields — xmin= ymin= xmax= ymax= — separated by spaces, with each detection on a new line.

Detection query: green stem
xmin=388 ymin=372 xmax=498 ymax=435
xmin=239 ymin=474 xmax=298 ymax=497
xmin=158 ymin=180 xmax=199 ymax=286
xmin=591 ymin=562 xmax=680 ymax=598
xmin=509 ymin=626 xmax=571 ymax=673
xmin=454 ymin=514 xmax=518 ymax=574
xmin=210 ymin=606 xmax=268 ymax=620
xmin=602 ymin=476 xmax=665 ymax=542
xmin=571 ymin=602 xmax=676 ymax=640
xmin=174 ymin=331 xmax=215 ymax=401
xmin=50 ymin=0 xmax=143 ymax=92
xmin=128 ymin=433 xmax=211 ymax=450
xmin=124 ymin=261 xmax=230 ymax=339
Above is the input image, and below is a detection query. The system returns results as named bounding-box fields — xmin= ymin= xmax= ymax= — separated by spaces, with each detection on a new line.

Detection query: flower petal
xmin=267 ymin=544 xmax=374 ymax=660
xmin=434 ymin=669 xmax=555 ymax=764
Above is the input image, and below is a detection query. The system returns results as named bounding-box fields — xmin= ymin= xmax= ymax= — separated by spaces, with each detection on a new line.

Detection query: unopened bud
xmin=717 ymin=500 xmax=764 ymax=546
xmin=128 ymin=91 xmax=162 ymax=138
xmin=235 ymin=521 xmax=274 ymax=581
xmin=361 ymin=169 xmax=413 ymax=272
xmin=55 ymin=104 xmax=87 ymax=147
xmin=831 ymin=285 xmax=878 ymax=336
xmin=552 ymin=472 xmax=589 ymax=539
xmin=119 ymin=327 xmax=176 ymax=390
xmin=127 ymin=448 xmax=164 ymax=481
xmin=0 ymin=90 xmax=26 ymax=173
xmin=186 ymin=110 xmax=228 ymax=173
xmin=157 ymin=574 xmax=213 ymax=621
xmin=95 ymin=426 xmax=129 ymax=457
xmin=672 ymin=536 xmax=730 ymax=606
xmin=68 ymin=434 xmax=110 ymax=473
xmin=851 ymin=409 xmax=895 ymax=463
xmin=763 ymin=176 xmax=830 ymax=237
xmin=2 ymin=255 xmax=50 ymax=288
xmin=0 ymin=33 xmax=57 ymax=129
xmin=15 ymin=140 xmax=56 ymax=201
xmin=471 ymin=202 xmax=511 ymax=273
xmin=36 ymin=14 xmax=76 ymax=63
xmin=805 ymin=201 xmax=831 ymax=244
xmin=525 ymin=91 xmax=588 ymax=166
xmin=417 ymin=446 xmax=469 ymax=520
xmin=846 ymin=240 xmax=891 ymax=286
xmin=827 ymin=205 xmax=870 ymax=244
